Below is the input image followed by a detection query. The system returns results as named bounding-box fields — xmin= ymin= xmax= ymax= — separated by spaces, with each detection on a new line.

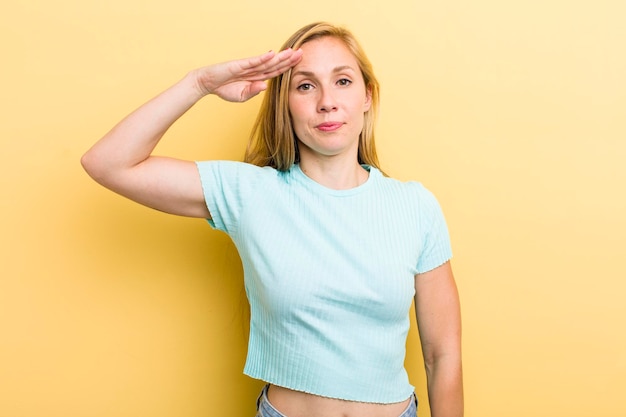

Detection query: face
xmin=288 ymin=36 xmax=372 ymax=163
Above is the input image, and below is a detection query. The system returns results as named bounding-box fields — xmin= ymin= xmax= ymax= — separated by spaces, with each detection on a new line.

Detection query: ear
xmin=363 ymin=84 xmax=373 ymax=111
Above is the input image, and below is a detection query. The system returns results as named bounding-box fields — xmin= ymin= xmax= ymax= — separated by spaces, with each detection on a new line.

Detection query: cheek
xmin=288 ymin=97 xmax=308 ymax=122
xmin=288 ymin=99 xmax=306 ymax=138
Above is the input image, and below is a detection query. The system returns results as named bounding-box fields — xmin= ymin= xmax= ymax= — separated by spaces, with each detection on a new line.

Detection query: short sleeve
xmin=415 ymin=185 xmax=453 ymax=274
xmin=194 ymin=161 xmax=274 ymax=234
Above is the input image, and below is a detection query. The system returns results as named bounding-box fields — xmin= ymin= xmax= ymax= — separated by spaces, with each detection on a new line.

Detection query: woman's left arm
xmin=414 ymin=261 xmax=464 ymax=417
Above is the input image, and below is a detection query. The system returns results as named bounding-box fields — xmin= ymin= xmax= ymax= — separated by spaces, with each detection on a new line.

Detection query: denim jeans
xmin=255 ymin=385 xmax=418 ymax=417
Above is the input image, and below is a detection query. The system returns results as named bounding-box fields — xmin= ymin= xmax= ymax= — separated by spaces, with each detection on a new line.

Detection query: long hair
xmin=244 ymin=22 xmax=382 ymax=171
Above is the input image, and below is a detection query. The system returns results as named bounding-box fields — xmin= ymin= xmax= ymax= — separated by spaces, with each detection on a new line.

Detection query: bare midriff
xmin=267 ymin=385 xmax=412 ymax=417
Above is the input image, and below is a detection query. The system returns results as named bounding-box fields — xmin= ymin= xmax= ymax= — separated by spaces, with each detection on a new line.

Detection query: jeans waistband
xmin=255 ymin=385 xmax=418 ymax=417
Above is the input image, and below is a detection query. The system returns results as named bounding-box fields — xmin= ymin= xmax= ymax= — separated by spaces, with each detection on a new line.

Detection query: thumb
xmin=242 ymin=81 xmax=268 ymax=101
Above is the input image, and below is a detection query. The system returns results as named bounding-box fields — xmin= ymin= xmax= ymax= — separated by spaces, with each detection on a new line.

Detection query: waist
xmin=262 ymin=384 xmax=416 ymax=417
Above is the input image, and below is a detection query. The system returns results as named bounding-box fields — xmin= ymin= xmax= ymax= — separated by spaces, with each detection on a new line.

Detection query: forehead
xmin=292 ymin=36 xmax=359 ymax=74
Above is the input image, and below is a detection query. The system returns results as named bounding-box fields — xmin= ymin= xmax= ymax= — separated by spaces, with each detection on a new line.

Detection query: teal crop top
xmin=195 ymin=161 xmax=452 ymax=403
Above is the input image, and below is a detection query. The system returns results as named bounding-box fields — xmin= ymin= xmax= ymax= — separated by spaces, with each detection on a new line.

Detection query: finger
xmin=238 ymin=50 xmax=278 ymax=72
xmin=266 ymin=48 xmax=303 ymax=73
xmin=239 ymin=48 xmax=302 ymax=80
xmin=269 ymin=48 xmax=303 ymax=73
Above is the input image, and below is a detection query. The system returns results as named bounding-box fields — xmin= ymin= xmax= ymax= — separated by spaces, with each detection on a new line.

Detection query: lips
xmin=316 ymin=122 xmax=343 ymax=132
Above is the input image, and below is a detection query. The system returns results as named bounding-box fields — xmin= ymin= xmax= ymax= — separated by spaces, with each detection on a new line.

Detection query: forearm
xmin=414 ymin=263 xmax=463 ymax=417
xmin=81 ymin=72 xmax=205 ymax=180
xmin=425 ymin=356 xmax=464 ymax=417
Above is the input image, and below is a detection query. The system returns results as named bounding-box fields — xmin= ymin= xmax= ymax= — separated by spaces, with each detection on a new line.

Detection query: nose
xmin=317 ymin=87 xmax=338 ymax=112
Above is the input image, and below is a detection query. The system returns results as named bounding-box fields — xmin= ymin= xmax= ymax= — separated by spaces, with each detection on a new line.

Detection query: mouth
xmin=316 ymin=122 xmax=343 ymax=132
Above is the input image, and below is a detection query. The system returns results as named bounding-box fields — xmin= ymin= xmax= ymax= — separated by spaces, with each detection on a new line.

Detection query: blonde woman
xmin=82 ymin=22 xmax=463 ymax=417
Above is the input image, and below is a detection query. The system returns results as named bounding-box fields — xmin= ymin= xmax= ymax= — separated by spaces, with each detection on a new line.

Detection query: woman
xmin=82 ymin=22 xmax=463 ymax=417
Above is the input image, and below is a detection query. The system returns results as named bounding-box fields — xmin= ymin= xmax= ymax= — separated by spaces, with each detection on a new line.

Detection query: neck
xmin=298 ymin=156 xmax=369 ymax=190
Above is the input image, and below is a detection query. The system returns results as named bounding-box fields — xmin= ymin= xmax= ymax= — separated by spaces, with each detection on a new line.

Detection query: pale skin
xmin=286 ymin=37 xmax=371 ymax=190
xmin=82 ymin=36 xmax=463 ymax=417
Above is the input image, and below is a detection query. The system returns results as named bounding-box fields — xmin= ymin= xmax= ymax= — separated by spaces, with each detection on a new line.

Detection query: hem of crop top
xmin=244 ymin=369 xmax=416 ymax=404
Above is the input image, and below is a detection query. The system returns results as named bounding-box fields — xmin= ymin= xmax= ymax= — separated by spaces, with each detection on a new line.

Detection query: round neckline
xmin=291 ymin=164 xmax=376 ymax=196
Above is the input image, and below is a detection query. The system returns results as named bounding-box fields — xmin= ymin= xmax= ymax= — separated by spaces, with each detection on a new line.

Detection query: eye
xmin=296 ymin=83 xmax=314 ymax=91
xmin=337 ymin=78 xmax=352 ymax=86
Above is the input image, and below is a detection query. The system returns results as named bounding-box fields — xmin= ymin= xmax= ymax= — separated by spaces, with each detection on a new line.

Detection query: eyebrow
xmin=292 ymin=65 xmax=356 ymax=78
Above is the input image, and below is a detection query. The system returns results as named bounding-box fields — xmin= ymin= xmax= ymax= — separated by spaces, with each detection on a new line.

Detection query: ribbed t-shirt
xmin=195 ymin=161 xmax=452 ymax=403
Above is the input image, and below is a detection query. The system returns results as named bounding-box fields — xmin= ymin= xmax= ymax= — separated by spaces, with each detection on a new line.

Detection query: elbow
xmin=80 ymin=150 xmax=93 ymax=174
xmin=81 ymin=148 xmax=114 ymax=186
xmin=422 ymin=342 xmax=463 ymax=374
xmin=80 ymin=149 xmax=101 ymax=181
xmin=422 ymin=350 xmax=440 ymax=375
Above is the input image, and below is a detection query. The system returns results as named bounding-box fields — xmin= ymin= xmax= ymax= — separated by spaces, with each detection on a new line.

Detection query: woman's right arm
xmin=81 ymin=48 xmax=302 ymax=218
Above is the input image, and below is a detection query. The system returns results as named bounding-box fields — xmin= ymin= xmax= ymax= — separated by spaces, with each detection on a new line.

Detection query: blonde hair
xmin=244 ymin=22 xmax=382 ymax=171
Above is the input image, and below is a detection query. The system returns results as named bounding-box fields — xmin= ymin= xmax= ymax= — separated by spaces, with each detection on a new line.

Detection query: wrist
xmin=184 ymin=69 xmax=213 ymax=100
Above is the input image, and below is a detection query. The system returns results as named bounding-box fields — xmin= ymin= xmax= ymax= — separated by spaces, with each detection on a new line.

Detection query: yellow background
xmin=2 ymin=1 xmax=625 ymax=416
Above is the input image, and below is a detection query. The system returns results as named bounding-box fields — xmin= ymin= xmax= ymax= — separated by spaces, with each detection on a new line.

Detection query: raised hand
xmin=82 ymin=48 xmax=303 ymax=218
xmin=192 ymin=48 xmax=303 ymax=102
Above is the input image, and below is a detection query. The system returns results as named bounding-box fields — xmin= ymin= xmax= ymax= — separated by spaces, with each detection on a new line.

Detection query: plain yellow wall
xmin=2 ymin=0 xmax=625 ymax=416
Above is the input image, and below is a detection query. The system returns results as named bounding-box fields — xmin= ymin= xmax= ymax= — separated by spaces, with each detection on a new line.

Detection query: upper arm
xmin=414 ymin=261 xmax=462 ymax=365
xmin=82 ymin=155 xmax=210 ymax=218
